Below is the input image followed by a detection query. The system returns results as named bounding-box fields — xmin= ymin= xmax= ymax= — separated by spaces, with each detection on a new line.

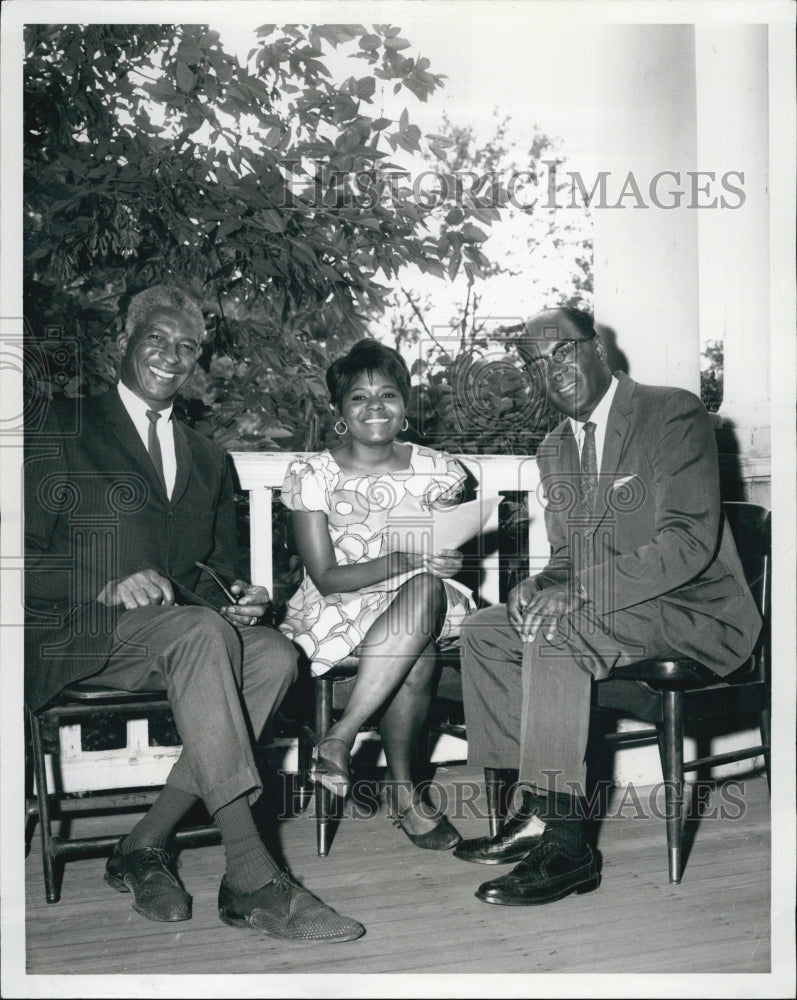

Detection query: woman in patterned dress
xmin=280 ymin=340 xmax=474 ymax=849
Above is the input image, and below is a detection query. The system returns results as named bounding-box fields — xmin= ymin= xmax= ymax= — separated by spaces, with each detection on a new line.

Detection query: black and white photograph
xmin=1 ymin=1 xmax=795 ymax=997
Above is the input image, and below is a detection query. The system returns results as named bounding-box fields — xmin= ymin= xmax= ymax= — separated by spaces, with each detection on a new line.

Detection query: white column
xmin=590 ymin=24 xmax=700 ymax=393
xmin=695 ymin=24 xmax=770 ymax=502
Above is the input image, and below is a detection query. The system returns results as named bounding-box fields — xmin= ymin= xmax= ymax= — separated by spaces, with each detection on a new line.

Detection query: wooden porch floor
xmin=23 ymin=765 xmax=772 ymax=987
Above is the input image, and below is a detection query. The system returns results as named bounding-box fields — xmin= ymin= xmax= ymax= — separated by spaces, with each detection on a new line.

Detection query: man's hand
xmin=506 ymin=577 xmax=541 ymax=631
xmin=422 ymin=549 xmax=463 ymax=579
xmin=516 ymin=583 xmax=588 ymax=644
xmin=98 ymin=570 xmax=175 ymax=609
xmin=222 ymin=581 xmax=271 ymax=627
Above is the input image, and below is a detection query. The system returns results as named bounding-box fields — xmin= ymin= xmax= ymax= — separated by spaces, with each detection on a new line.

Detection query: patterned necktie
xmin=145 ymin=409 xmax=167 ymax=494
xmin=580 ymin=420 xmax=598 ymax=518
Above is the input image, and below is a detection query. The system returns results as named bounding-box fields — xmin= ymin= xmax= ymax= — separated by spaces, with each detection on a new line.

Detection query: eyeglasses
xmin=523 ymin=337 xmax=594 ymax=378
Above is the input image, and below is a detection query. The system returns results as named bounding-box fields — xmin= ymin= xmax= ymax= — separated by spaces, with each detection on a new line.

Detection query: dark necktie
xmin=146 ymin=409 xmax=167 ymax=495
xmin=580 ymin=420 xmax=598 ymax=518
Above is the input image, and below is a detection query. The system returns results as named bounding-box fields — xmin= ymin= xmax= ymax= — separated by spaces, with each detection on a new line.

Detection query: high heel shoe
xmin=310 ymin=737 xmax=352 ymax=798
xmin=392 ymin=804 xmax=463 ymax=851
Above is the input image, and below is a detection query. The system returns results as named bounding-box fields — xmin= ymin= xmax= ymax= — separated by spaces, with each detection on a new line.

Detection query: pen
xmin=194 ymin=561 xmax=237 ymax=604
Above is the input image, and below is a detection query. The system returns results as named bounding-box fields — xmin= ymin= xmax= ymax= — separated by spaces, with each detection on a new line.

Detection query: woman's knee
xmin=404 ymin=571 xmax=444 ymax=622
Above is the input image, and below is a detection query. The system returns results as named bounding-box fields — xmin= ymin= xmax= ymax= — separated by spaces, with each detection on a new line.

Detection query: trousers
xmin=459 ymin=601 xmax=672 ymax=796
xmin=92 ymin=605 xmax=298 ymax=815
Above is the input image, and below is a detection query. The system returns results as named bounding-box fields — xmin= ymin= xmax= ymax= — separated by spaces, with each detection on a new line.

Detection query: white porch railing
xmin=231 ymin=451 xmax=549 ymax=603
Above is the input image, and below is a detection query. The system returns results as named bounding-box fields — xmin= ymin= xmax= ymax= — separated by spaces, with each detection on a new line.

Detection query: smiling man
xmin=25 ymin=284 xmax=364 ymax=943
xmin=454 ymin=306 xmax=762 ymax=905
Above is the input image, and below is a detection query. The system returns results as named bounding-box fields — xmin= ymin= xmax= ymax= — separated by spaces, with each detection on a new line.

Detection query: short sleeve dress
xmin=279 ymin=443 xmax=476 ymax=675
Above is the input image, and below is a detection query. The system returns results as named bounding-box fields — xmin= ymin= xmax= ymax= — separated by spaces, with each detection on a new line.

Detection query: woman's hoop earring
xmin=401 ymin=418 xmax=409 ymax=432
xmin=334 ymin=419 xmax=348 ymax=436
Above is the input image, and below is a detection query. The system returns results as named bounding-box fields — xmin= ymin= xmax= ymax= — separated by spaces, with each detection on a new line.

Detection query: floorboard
xmin=21 ymin=766 xmax=774 ymax=986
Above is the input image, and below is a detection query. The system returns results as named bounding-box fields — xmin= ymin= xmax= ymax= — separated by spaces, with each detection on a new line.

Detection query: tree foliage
xmin=700 ymin=339 xmax=724 ymax=413
xmin=24 ymin=22 xmax=503 ymax=449
xmin=383 ymin=114 xmax=592 ymax=456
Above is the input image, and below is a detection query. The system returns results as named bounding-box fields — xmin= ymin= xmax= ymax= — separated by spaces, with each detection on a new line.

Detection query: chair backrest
xmin=722 ymin=502 xmax=770 ymax=616
xmin=722 ymin=501 xmax=770 ymax=679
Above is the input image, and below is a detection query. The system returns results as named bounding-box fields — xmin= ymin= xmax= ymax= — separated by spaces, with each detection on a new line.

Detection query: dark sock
xmin=213 ymin=794 xmax=280 ymax=893
xmin=521 ymin=788 xmax=585 ymax=854
xmin=121 ymin=785 xmax=198 ymax=853
xmin=488 ymin=769 xmax=521 ymax=822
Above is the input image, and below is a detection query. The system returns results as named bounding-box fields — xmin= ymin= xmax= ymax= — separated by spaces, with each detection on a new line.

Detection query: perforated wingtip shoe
xmin=104 ymin=844 xmax=192 ymax=922
xmin=218 ymin=872 xmax=366 ymax=943
xmin=475 ymin=830 xmax=601 ymax=905
xmin=453 ymin=812 xmax=544 ymax=864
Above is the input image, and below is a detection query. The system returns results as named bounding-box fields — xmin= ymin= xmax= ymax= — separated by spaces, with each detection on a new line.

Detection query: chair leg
xmin=316 ymin=784 xmax=334 ymax=856
xmin=758 ymin=704 xmax=771 ymax=792
xmin=296 ymin=724 xmax=314 ymax=813
xmin=314 ymin=677 xmax=334 ymax=856
xmin=484 ymin=767 xmax=503 ymax=838
xmin=29 ymin=709 xmax=60 ymax=903
xmin=660 ymin=689 xmax=685 ymax=885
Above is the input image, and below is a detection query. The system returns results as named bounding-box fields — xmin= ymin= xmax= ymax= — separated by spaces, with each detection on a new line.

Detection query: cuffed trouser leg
xmin=94 ymin=605 xmax=298 ymax=815
xmin=162 ymin=621 xmax=298 ymax=810
xmin=461 ymin=600 xmax=671 ymax=797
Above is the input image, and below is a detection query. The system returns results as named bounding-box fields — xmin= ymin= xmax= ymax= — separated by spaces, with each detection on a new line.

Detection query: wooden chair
xmin=297 ymin=658 xmax=360 ymax=856
xmin=297 ymin=644 xmax=466 ymax=856
xmin=27 ymin=682 xmax=220 ymax=903
xmin=485 ymin=501 xmax=771 ymax=884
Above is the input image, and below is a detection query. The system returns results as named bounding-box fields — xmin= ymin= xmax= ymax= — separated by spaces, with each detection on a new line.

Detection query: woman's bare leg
xmin=378 ymin=644 xmax=442 ymax=835
xmin=316 ymin=573 xmax=443 ymax=807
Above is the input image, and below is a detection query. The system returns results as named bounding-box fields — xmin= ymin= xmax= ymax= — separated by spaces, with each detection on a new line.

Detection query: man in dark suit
xmin=25 ymin=284 xmax=364 ymax=942
xmin=454 ymin=306 xmax=762 ymax=905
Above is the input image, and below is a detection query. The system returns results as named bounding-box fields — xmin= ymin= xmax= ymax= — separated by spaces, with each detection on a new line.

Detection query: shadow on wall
xmin=714 ymin=421 xmax=748 ymax=502
xmin=597 ymin=322 xmax=751 ymax=502
xmin=596 ymin=324 xmax=630 ymax=375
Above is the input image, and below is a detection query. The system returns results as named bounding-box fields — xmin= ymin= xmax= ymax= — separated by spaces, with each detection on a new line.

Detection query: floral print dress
xmin=279 ymin=443 xmax=476 ymax=674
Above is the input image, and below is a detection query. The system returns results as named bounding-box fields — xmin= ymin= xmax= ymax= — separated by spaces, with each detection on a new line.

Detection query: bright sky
xmin=215 ymin=8 xmax=598 ymax=338
xmin=217 ymin=10 xmax=596 ymax=155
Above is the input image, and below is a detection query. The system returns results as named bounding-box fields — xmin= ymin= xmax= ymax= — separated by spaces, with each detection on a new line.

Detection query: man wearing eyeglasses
xmin=455 ymin=306 xmax=761 ymax=905
xmin=25 ymin=284 xmax=365 ymax=942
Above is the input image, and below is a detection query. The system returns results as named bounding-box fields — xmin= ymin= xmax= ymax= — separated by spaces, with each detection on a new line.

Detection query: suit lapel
xmin=563 ymin=424 xmax=579 ymax=475
xmin=171 ymin=420 xmax=193 ymax=507
xmin=102 ymin=388 xmax=168 ymax=502
xmin=594 ymin=373 xmax=635 ymax=524
xmin=544 ymin=420 xmax=579 ymax=474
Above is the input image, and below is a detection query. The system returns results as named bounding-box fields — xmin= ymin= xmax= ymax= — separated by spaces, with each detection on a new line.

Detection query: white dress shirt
xmin=117 ymin=381 xmax=177 ymax=499
xmin=568 ymin=375 xmax=619 ymax=473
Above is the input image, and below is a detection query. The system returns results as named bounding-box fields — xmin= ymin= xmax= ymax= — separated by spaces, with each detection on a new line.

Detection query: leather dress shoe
xmin=475 ymin=829 xmax=601 ymax=905
xmin=104 ymin=843 xmax=192 ymax=922
xmin=393 ymin=808 xmax=462 ymax=850
xmin=453 ymin=812 xmax=544 ymax=864
xmin=218 ymin=872 xmax=365 ymax=942
xmin=310 ymin=737 xmax=352 ymax=798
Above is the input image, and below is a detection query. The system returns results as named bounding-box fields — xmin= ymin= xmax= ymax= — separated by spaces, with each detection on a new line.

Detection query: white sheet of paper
xmin=384 ymin=495 xmax=501 ymax=553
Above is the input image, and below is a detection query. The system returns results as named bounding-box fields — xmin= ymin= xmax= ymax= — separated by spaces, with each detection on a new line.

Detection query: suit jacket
xmin=534 ymin=372 xmax=761 ymax=676
xmin=25 ymin=387 xmax=246 ymax=710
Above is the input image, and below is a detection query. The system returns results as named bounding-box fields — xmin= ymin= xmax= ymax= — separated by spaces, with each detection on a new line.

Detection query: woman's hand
xmin=422 ymin=549 xmax=463 ymax=579
xmin=388 ymin=550 xmax=427 ymax=575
